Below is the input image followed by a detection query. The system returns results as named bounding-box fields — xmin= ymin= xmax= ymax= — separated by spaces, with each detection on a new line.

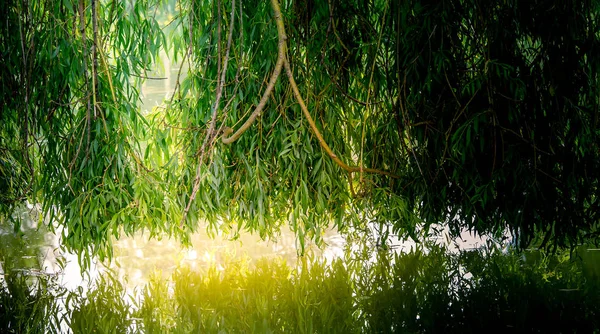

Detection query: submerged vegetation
xmin=1 ymin=245 xmax=600 ymax=333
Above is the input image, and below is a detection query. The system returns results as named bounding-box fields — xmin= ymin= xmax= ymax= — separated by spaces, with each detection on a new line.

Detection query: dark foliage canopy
xmin=1 ymin=0 xmax=599 ymax=261
xmin=392 ymin=0 xmax=600 ymax=248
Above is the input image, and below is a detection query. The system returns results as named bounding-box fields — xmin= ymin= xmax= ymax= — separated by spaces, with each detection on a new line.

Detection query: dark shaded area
xmin=370 ymin=0 xmax=600 ymax=248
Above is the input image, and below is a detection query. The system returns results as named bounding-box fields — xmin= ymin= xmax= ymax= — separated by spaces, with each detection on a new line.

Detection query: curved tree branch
xmin=277 ymin=3 xmax=397 ymax=179
xmin=283 ymin=58 xmax=398 ymax=178
xmin=224 ymin=0 xmax=398 ymax=179
xmin=221 ymin=0 xmax=287 ymax=144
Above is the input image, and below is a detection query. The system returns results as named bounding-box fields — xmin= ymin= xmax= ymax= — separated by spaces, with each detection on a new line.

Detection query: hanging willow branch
xmin=181 ymin=0 xmax=237 ymax=227
xmin=222 ymin=0 xmax=398 ymax=179
xmin=68 ymin=0 xmax=92 ymax=190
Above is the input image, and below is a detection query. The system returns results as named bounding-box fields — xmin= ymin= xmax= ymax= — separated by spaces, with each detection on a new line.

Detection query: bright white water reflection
xmin=0 ymin=204 xmax=102 ymax=291
xmin=0 ymin=204 xmax=347 ymax=294
xmin=108 ymin=226 xmax=345 ymax=290
xmin=107 ymin=222 xmax=500 ymax=292
xmin=0 ymin=203 xmax=494 ymax=295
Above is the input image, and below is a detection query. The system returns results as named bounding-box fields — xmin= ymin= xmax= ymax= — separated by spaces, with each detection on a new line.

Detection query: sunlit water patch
xmin=107 ymin=225 xmax=345 ymax=292
xmin=0 ymin=202 xmax=499 ymax=298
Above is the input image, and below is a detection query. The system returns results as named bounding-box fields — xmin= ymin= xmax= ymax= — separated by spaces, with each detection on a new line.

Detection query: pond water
xmin=0 ymin=202 xmax=496 ymax=296
xmin=3 ymin=200 xmax=599 ymax=299
xmin=0 ymin=203 xmax=347 ymax=293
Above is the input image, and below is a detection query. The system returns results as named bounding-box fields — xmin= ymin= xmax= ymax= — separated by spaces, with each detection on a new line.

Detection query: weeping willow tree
xmin=0 ymin=0 xmax=177 ymax=265
xmin=1 ymin=0 xmax=600 ymax=263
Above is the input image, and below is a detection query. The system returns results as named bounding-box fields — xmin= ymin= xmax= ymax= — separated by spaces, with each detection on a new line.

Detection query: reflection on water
xmin=0 ymin=205 xmax=491 ymax=296
xmin=0 ymin=204 xmax=102 ymax=292
xmin=109 ymin=225 xmax=345 ymax=290
xmin=0 ymin=204 xmax=345 ymax=294
xmin=4 ymin=202 xmax=600 ymax=299
xmin=0 ymin=203 xmax=496 ymax=294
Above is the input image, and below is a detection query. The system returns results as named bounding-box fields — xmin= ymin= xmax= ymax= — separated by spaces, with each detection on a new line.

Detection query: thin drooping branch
xmin=361 ymin=4 xmax=388 ymax=183
xmin=91 ymin=0 xmax=108 ymax=136
xmin=215 ymin=0 xmax=244 ymax=136
xmin=69 ymin=0 xmax=92 ymax=189
xmin=181 ymin=0 xmax=237 ymax=227
xmin=91 ymin=0 xmax=98 ymax=119
xmin=18 ymin=0 xmax=33 ymax=199
xmin=217 ymin=0 xmax=222 ymax=95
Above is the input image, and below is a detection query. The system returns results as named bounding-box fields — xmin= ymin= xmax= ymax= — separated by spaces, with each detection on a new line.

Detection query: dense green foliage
xmin=2 ymin=0 xmax=600 ymax=259
xmin=2 ymin=245 xmax=600 ymax=333
xmin=1 ymin=0 xmax=182 ymax=263
xmin=394 ymin=0 xmax=600 ymax=248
